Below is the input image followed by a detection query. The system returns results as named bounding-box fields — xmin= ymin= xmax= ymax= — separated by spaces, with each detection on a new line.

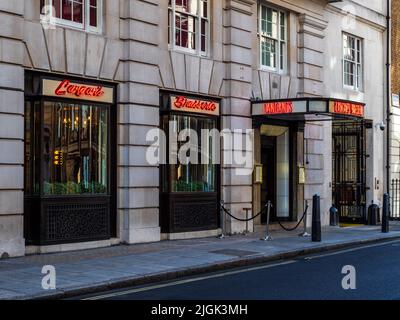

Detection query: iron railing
xmin=391 ymin=179 xmax=400 ymax=220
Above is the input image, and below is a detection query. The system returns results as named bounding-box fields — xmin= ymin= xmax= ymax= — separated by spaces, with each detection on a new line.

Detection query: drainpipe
xmin=386 ymin=0 xmax=391 ymax=194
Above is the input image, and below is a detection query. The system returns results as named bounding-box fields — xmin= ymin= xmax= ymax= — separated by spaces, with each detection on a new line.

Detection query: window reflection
xmin=162 ymin=114 xmax=217 ymax=193
xmin=43 ymin=101 xmax=108 ymax=195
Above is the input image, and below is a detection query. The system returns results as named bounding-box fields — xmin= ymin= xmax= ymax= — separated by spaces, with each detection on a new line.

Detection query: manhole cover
xmin=210 ymin=249 xmax=258 ymax=257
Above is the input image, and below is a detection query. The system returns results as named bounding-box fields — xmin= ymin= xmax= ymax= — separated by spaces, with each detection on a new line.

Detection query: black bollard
xmin=312 ymin=195 xmax=321 ymax=242
xmin=382 ymin=193 xmax=390 ymax=233
xmin=329 ymin=206 xmax=339 ymax=226
xmin=367 ymin=202 xmax=379 ymax=226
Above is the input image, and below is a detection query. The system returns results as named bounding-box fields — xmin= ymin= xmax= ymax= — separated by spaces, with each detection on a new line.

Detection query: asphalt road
xmin=81 ymin=240 xmax=400 ymax=300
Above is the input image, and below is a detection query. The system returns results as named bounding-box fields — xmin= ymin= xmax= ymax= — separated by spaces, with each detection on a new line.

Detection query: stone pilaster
xmin=222 ymin=0 xmax=254 ymax=234
xmin=118 ymin=0 xmax=161 ymax=244
xmin=298 ymin=14 xmax=331 ymax=225
xmin=0 ymin=1 xmax=25 ymax=257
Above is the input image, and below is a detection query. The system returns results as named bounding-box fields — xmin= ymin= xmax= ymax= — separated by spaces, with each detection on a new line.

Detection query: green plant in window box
xmin=43 ymin=181 xmax=107 ymax=195
xmin=173 ymin=181 xmax=207 ymax=192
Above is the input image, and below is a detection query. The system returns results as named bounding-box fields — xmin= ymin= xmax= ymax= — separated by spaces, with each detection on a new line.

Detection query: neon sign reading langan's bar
xmin=331 ymin=100 xmax=364 ymax=117
xmin=55 ymin=79 xmax=105 ymax=98
xmin=42 ymin=79 xmax=114 ymax=103
xmin=171 ymin=95 xmax=220 ymax=116
xmin=263 ymin=101 xmax=294 ymax=114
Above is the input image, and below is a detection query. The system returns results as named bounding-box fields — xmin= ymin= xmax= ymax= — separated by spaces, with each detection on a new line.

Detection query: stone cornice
xmin=299 ymin=14 xmax=329 ymax=31
xmin=224 ymin=0 xmax=254 ymax=16
xmin=326 ymin=3 xmax=387 ymax=32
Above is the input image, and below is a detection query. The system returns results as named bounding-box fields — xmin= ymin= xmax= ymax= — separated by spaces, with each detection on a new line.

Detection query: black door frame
xmin=159 ymin=91 xmax=221 ymax=234
xmin=253 ymin=117 xmax=300 ymax=223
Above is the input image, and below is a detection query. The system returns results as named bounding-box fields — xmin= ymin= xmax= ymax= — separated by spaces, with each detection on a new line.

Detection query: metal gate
xmin=390 ymin=179 xmax=400 ymax=220
xmin=332 ymin=121 xmax=367 ymax=223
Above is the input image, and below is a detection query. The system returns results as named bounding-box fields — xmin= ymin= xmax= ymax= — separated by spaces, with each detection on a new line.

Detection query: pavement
xmin=1 ymin=223 xmax=400 ymax=300
xmin=87 ymin=239 xmax=400 ymax=300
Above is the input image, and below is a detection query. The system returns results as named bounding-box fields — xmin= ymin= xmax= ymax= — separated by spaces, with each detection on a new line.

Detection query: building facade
xmin=391 ymin=0 xmax=400 ymax=219
xmin=0 ymin=0 xmax=388 ymax=258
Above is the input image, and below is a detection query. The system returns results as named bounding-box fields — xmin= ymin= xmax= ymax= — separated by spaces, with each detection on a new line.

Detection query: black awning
xmin=251 ymin=98 xmax=365 ymax=122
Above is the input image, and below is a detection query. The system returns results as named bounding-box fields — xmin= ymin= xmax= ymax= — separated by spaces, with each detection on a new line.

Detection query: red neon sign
xmin=55 ymin=80 xmax=105 ymax=98
xmin=332 ymin=101 xmax=364 ymax=117
xmin=172 ymin=96 xmax=219 ymax=114
xmin=263 ymin=101 xmax=294 ymax=115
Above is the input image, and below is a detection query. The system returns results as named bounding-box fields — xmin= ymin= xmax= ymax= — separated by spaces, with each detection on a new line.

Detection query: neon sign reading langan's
xmin=263 ymin=101 xmax=294 ymax=114
xmin=55 ymin=79 xmax=105 ymax=98
xmin=42 ymin=78 xmax=114 ymax=103
xmin=171 ymin=95 xmax=220 ymax=115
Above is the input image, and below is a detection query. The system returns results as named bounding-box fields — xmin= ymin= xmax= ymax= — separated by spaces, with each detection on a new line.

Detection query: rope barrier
xmin=276 ymin=204 xmax=309 ymax=232
xmin=220 ymin=202 xmax=309 ymax=232
xmin=220 ymin=204 xmax=268 ymax=222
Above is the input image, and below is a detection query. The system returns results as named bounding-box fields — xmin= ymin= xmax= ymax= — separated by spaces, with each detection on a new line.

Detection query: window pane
xmin=54 ymin=0 xmax=61 ymax=18
xmin=201 ymin=0 xmax=208 ymax=18
xmin=73 ymin=0 xmax=83 ymax=23
xmin=168 ymin=10 xmax=171 ymax=45
xmin=261 ymin=6 xmax=267 ymax=33
xmin=176 ymin=13 xmax=196 ymax=49
xmin=261 ymin=38 xmax=277 ymax=68
xmin=90 ymin=7 xmax=97 ymax=27
xmin=176 ymin=0 xmax=197 ymax=15
xmin=42 ymin=102 xmax=108 ymax=195
xmin=25 ymin=101 xmax=32 ymax=195
xmin=344 ymin=61 xmax=355 ymax=86
xmin=62 ymin=0 xmax=72 ymax=20
xmin=201 ymin=19 xmax=207 ymax=52
xmin=166 ymin=115 xmax=217 ymax=193
xmin=89 ymin=0 xmax=98 ymax=27
xmin=271 ymin=10 xmax=278 ymax=38
xmin=280 ymin=41 xmax=285 ymax=70
xmin=280 ymin=12 xmax=285 ymax=41
xmin=357 ymin=64 xmax=362 ymax=89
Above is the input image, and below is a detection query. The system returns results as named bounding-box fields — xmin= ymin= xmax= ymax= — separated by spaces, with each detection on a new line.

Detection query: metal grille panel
xmin=332 ymin=121 xmax=367 ymax=223
xmin=45 ymin=202 xmax=110 ymax=242
xmin=391 ymin=179 xmax=400 ymax=220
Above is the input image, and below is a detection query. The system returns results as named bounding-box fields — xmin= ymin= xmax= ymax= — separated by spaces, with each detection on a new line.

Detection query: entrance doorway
xmin=261 ymin=136 xmax=276 ymax=222
xmin=260 ymin=125 xmax=290 ymax=223
xmin=332 ymin=121 xmax=367 ymax=223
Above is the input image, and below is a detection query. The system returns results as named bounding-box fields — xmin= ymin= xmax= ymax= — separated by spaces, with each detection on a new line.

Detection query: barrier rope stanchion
xmin=218 ymin=200 xmax=226 ymax=239
xmin=299 ymin=201 xmax=311 ymax=237
xmin=275 ymin=202 xmax=309 ymax=233
xmin=261 ymin=201 xmax=273 ymax=241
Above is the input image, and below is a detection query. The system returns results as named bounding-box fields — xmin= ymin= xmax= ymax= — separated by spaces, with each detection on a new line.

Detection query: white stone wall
xmin=0 ymin=0 xmax=124 ymax=257
xmin=0 ymin=0 xmax=389 ymax=256
xmin=0 ymin=0 xmax=26 ymax=258
xmin=324 ymin=2 xmax=386 ymax=208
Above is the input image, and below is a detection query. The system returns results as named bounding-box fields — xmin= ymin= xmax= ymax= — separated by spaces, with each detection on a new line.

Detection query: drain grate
xmin=210 ymin=249 xmax=258 ymax=257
